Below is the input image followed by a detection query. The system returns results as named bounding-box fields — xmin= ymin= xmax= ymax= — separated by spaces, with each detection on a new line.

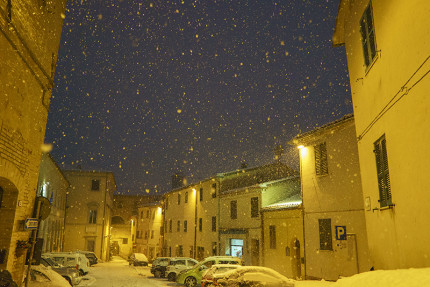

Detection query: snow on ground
xmin=333 ymin=268 xmax=430 ymax=287
xmin=79 ymin=256 xmax=169 ymax=287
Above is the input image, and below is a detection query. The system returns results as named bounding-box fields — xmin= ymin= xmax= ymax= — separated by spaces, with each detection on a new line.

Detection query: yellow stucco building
xmin=0 ymin=0 xmax=66 ymax=281
xmin=291 ymin=115 xmax=371 ymax=280
xmin=62 ymin=170 xmax=116 ymax=261
xmin=333 ymin=0 xmax=430 ymax=269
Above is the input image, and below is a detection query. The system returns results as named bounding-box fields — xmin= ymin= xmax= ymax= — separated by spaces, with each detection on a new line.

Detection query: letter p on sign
xmin=335 ymin=226 xmax=347 ymax=240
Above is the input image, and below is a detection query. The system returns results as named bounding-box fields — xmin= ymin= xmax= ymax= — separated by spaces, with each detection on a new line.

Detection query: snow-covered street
xmin=80 ymin=257 xmax=171 ymax=287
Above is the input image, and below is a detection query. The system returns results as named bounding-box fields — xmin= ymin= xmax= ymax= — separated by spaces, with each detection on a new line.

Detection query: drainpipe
xmin=101 ymin=175 xmax=108 ymax=261
xmin=194 ymin=188 xmax=197 ymax=259
xmin=299 ymin=152 xmax=306 ymax=279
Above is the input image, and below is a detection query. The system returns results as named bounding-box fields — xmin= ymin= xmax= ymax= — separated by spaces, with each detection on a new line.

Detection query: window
xmin=185 ymin=191 xmax=188 ymax=203
xmin=251 ymin=197 xmax=259 ymax=218
xmin=145 ymin=231 xmax=148 ymax=239
xmin=374 ymin=135 xmax=392 ymax=207
xmin=212 ymin=216 xmax=216 ymax=232
xmin=146 ymin=210 xmax=150 ymax=218
xmin=199 ymin=218 xmax=202 ymax=232
xmin=0 ymin=187 xmax=3 ymax=208
xmin=230 ymin=200 xmax=237 ymax=219
xmin=169 ymin=219 xmax=172 ymax=233
xmin=123 ymin=238 xmax=128 ymax=244
xmin=200 ymin=188 xmax=203 ymax=201
xmin=319 ymin=218 xmax=332 ymax=250
xmin=315 ymin=142 xmax=328 ymax=176
xmin=88 ymin=209 xmax=97 ymax=224
xmin=91 ymin=179 xmax=100 ymax=191
xmin=151 ymin=230 xmax=154 ymax=239
xmin=87 ymin=239 xmax=95 ymax=252
xmin=360 ymin=1 xmax=377 ymax=68
xmin=165 ymin=198 xmax=169 ymax=210
xmin=184 ymin=220 xmax=188 ymax=232
xmin=269 ymin=225 xmax=276 ymax=249
xmin=211 ymin=183 xmax=217 ymax=198
xmin=177 ymin=220 xmax=180 ymax=232
xmin=140 ymin=211 xmax=143 ymax=219
xmin=178 ymin=193 xmax=181 ymax=205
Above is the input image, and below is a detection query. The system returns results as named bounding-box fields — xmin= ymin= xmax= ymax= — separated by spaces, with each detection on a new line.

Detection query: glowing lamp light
xmin=192 ymin=188 xmax=196 ymax=195
xmin=157 ymin=207 xmax=161 ymax=214
xmin=297 ymin=145 xmax=304 ymax=149
xmin=299 ymin=146 xmax=308 ymax=157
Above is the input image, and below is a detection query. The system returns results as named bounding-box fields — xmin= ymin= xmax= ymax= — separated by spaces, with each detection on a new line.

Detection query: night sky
xmin=45 ymin=0 xmax=352 ymax=195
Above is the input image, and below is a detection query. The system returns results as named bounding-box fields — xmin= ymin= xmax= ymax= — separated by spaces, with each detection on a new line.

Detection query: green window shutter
xmin=374 ymin=135 xmax=392 ymax=207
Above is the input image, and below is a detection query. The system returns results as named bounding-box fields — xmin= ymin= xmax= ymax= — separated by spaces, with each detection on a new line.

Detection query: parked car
xmin=40 ymin=256 xmax=82 ymax=286
xmin=75 ymin=250 xmax=98 ymax=266
xmin=27 ymin=264 xmax=71 ymax=287
xmin=201 ymin=264 xmax=241 ymax=287
xmin=176 ymin=256 xmax=241 ymax=287
xmin=43 ymin=252 xmax=90 ymax=276
xmin=128 ymin=253 xmax=149 ymax=266
xmin=166 ymin=257 xmax=198 ymax=281
xmin=217 ymin=266 xmax=295 ymax=287
xmin=151 ymin=257 xmax=171 ymax=278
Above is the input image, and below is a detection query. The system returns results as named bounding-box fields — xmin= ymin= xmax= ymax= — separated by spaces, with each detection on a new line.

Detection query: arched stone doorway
xmin=0 ymin=177 xmax=19 ymax=270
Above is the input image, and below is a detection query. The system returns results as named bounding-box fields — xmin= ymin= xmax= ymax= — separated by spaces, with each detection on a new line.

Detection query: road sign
xmin=335 ymin=226 xmax=347 ymax=240
xmin=24 ymin=218 xmax=39 ymax=230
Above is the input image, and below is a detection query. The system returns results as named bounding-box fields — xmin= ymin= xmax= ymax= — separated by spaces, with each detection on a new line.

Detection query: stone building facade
xmin=0 ymin=0 xmax=66 ymax=282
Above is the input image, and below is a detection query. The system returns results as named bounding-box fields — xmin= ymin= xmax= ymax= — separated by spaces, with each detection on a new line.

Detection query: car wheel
xmin=185 ymin=276 xmax=197 ymax=287
xmin=154 ymin=270 xmax=162 ymax=278
xmin=167 ymin=272 xmax=176 ymax=281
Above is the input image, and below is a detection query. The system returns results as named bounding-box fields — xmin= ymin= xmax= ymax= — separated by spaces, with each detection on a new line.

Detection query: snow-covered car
xmin=151 ymin=257 xmax=171 ymax=278
xmin=165 ymin=257 xmax=198 ymax=281
xmin=217 ymin=266 xmax=295 ymax=287
xmin=43 ymin=252 xmax=90 ymax=275
xmin=74 ymin=250 xmax=98 ymax=266
xmin=128 ymin=253 xmax=149 ymax=266
xmin=201 ymin=264 xmax=241 ymax=287
xmin=27 ymin=264 xmax=71 ymax=287
xmin=40 ymin=256 xmax=82 ymax=286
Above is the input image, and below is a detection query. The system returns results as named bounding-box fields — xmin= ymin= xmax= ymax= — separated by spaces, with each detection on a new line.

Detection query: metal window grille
xmin=318 ymin=218 xmax=332 ymax=250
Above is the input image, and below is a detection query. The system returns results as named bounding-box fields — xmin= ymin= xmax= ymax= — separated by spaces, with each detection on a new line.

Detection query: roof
xmin=261 ymin=193 xmax=302 ymax=211
xmin=289 ymin=114 xmax=354 ymax=146
xmin=332 ymin=0 xmax=349 ymax=47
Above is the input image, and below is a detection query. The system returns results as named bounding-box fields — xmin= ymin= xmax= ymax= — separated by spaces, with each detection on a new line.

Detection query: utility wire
xmin=358 ymin=55 xmax=430 ymax=141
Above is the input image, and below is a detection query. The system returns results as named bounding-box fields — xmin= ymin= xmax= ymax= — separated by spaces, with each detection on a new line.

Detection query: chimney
xmin=171 ymin=172 xmax=185 ymax=189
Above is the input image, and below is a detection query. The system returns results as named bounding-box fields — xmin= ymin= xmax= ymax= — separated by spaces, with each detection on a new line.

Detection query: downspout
xmin=261 ymin=210 xmax=264 ymax=267
xmin=101 ymin=175 xmax=108 ymax=261
xmin=217 ymin=179 xmax=220 ymax=255
xmin=194 ymin=188 xmax=197 ymax=259
xmin=299 ymin=153 xmax=306 ymax=279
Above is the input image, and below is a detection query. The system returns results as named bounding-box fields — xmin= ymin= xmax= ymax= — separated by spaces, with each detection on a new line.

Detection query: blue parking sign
xmin=335 ymin=226 xmax=347 ymax=240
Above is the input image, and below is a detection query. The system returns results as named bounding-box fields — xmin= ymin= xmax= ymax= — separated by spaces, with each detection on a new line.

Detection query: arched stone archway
xmin=0 ymin=177 xmax=19 ymax=270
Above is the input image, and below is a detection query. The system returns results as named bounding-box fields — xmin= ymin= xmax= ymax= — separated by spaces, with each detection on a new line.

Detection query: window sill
xmin=372 ymin=203 xmax=395 ymax=212
xmin=364 ymin=52 xmax=379 ymax=76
